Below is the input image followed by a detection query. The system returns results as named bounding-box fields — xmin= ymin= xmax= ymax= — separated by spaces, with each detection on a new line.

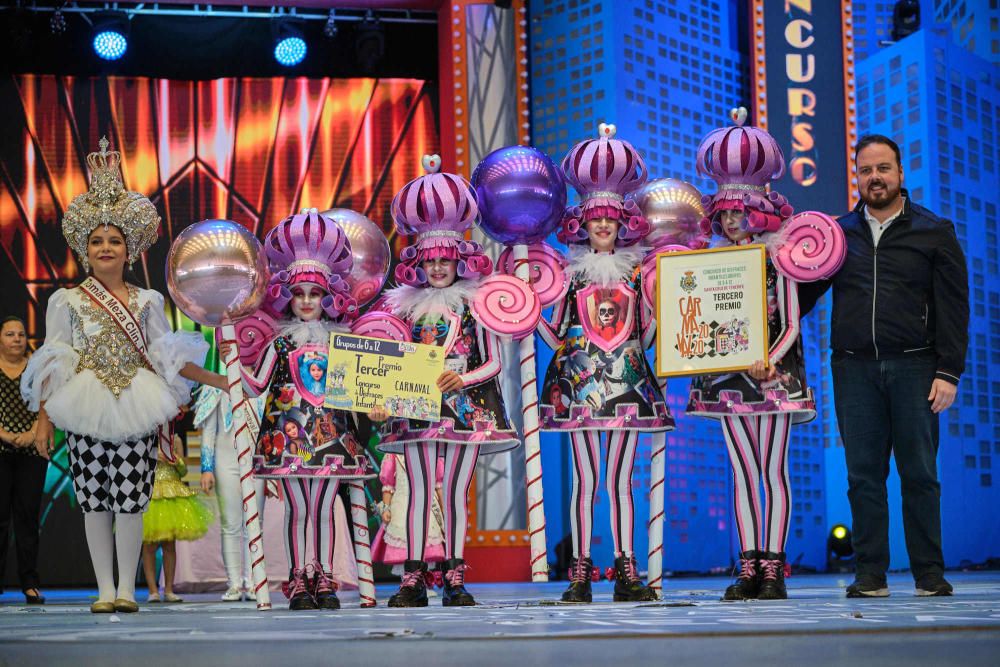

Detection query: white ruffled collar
xmin=383 ymin=280 xmax=479 ymax=322
xmin=567 ymin=245 xmax=645 ymax=287
xmin=279 ymin=319 xmax=349 ymax=347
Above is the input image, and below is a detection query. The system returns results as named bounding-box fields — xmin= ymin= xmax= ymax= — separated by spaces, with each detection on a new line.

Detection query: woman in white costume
xmin=21 ymin=138 xmax=227 ymax=613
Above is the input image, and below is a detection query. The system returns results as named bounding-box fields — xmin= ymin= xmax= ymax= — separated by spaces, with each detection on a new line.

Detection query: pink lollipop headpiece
xmin=696 ymin=107 xmax=793 ymax=236
xmin=558 ymin=123 xmax=650 ymax=246
xmin=392 ymin=155 xmax=493 ymax=287
xmin=263 ymin=210 xmax=357 ymax=320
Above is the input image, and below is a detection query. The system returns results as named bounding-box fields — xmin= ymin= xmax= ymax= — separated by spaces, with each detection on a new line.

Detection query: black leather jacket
xmin=799 ymin=192 xmax=969 ymax=384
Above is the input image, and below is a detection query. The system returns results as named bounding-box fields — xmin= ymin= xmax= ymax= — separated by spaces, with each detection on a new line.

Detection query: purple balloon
xmin=166 ymin=220 xmax=268 ymax=327
xmin=318 ymin=208 xmax=390 ymax=307
xmin=471 ymin=145 xmax=566 ymax=245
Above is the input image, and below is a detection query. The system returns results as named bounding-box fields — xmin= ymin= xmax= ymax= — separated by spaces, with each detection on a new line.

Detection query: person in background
xmin=0 ymin=316 xmax=47 ymax=605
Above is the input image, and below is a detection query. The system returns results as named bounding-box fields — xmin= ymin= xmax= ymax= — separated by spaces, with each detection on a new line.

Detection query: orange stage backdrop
xmin=0 ymin=74 xmax=440 ymax=339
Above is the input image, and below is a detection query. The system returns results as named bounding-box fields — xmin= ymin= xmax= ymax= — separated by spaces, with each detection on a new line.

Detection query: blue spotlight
xmin=93 ymin=30 xmax=128 ymax=60
xmin=92 ymin=12 xmax=130 ymax=61
xmin=274 ymin=36 xmax=307 ymax=67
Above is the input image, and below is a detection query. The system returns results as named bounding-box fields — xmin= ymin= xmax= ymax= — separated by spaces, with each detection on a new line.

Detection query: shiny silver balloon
xmin=166 ymin=220 xmax=268 ymax=327
xmin=626 ymin=178 xmax=709 ymax=249
xmin=318 ymin=208 xmax=390 ymax=307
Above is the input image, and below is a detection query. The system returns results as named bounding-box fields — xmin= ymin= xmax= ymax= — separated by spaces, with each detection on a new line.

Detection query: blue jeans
xmin=831 ymin=354 xmax=944 ymax=580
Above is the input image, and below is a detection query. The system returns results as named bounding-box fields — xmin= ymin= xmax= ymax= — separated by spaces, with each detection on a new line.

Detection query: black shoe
xmin=312 ymin=565 xmax=341 ymax=610
xmin=846 ymin=573 xmax=890 ymax=598
xmin=388 ymin=560 xmax=429 ymax=608
xmin=441 ymin=558 xmax=476 ymax=607
xmin=757 ymin=551 xmax=787 ymax=600
xmin=723 ymin=550 xmax=763 ymax=601
xmin=285 ymin=568 xmax=317 ymax=610
xmin=23 ymin=589 xmax=46 ymax=605
xmin=915 ymin=572 xmax=953 ymax=597
xmin=560 ymin=556 xmax=593 ymax=603
xmin=611 ymin=554 xmax=657 ymax=602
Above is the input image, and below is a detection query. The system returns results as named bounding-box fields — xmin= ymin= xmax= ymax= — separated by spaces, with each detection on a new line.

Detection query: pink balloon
xmin=319 ymin=208 xmax=390 ymax=307
xmin=166 ymin=220 xmax=268 ymax=327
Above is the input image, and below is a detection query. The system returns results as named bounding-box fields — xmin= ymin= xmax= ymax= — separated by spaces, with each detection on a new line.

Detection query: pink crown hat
xmin=263 ymin=209 xmax=357 ymax=320
xmin=696 ymin=107 xmax=793 ymax=236
xmin=558 ymin=123 xmax=650 ymax=246
xmin=391 ymin=154 xmax=493 ymax=287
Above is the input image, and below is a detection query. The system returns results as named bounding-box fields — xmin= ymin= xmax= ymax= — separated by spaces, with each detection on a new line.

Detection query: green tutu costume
xmin=142 ymin=457 xmax=214 ymax=543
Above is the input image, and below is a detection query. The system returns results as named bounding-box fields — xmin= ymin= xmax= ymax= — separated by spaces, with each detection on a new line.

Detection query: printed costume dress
xmin=539 ymin=256 xmax=672 ymax=432
xmin=380 ymin=300 xmax=518 ymax=455
xmin=687 ymin=256 xmax=815 ymax=424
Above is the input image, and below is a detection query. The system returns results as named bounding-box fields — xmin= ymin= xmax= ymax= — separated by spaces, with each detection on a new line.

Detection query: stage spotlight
xmin=827 ymin=523 xmax=854 ymax=572
xmin=323 ymin=9 xmax=338 ymax=39
xmin=891 ymin=0 xmax=920 ymax=41
xmin=355 ymin=12 xmax=384 ymax=73
xmin=92 ymin=11 xmax=129 ymax=61
xmin=273 ymin=18 xmax=307 ymax=67
xmin=50 ymin=5 xmax=67 ymax=35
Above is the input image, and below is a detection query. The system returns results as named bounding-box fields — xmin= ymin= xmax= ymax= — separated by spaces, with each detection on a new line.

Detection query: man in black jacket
xmin=800 ymin=135 xmax=968 ymax=598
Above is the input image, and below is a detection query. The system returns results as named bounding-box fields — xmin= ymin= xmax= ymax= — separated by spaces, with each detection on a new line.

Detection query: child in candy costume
xmin=227 ymin=210 xmax=375 ymax=611
xmin=379 ymin=156 xmax=520 ymax=607
xmin=142 ymin=426 xmax=213 ymax=602
xmin=371 ymin=453 xmax=446 ymax=577
xmin=537 ymin=124 xmax=672 ymax=603
xmin=686 ymin=109 xmax=816 ymax=601
xmin=20 ymin=138 xmax=224 ymax=613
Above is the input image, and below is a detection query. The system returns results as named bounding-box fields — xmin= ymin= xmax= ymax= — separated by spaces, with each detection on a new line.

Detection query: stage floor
xmin=2 ymin=572 xmax=999 ymax=666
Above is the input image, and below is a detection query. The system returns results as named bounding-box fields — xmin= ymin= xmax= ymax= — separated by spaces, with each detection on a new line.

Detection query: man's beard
xmin=863 ymin=182 xmax=901 ymax=210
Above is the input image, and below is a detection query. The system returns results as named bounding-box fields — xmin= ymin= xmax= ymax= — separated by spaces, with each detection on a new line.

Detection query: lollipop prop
xmin=472 ymin=146 xmax=566 ymax=582
xmin=772 ymin=211 xmax=846 ymax=282
xmin=166 ymin=219 xmax=272 ymax=610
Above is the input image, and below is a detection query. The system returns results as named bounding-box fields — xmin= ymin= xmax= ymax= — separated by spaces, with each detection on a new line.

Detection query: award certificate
xmin=325 ymin=333 xmax=445 ymax=420
xmin=655 ymin=244 xmax=769 ymax=377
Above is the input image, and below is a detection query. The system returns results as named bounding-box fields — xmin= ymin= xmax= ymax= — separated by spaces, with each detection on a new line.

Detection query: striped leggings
xmin=402 ymin=442 xmax=480 ymax=561
xmin=569 ymin=430 xmax=640 ymax=559
xmin=721 ymin=414 xmax=792 ymax=554
xmin=281 ymin=478 xmax=339 ymax=572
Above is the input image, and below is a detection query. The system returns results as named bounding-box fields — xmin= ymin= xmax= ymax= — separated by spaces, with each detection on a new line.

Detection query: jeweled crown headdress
xmin=62 ymin=137 xmax=161 ymax=272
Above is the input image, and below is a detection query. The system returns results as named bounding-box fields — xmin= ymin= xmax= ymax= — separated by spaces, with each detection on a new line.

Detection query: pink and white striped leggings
xmin=720 ymin=414 xmax=792 ymax=554
xmin=402 ymin=442 xmax=480 ymax=561
xmin=281 ymin=478 xmax=339 ymax=572
xmin=569 ymin=430 xmax=640 ymax=559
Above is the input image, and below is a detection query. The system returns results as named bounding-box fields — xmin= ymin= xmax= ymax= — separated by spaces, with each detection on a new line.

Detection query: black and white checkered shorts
xmin=66 ymin=432 xmax=158 ymax=514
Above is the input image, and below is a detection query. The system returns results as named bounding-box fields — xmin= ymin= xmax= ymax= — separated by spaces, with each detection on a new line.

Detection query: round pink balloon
xmin=319 ymin=208 xmax=390 ymax=307
xmin=166 ymin=220 xmax=268 ymax=327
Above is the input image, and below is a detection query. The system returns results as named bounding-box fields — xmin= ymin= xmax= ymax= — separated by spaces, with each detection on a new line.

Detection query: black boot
xmin=284 ymin=568 xmax=317 ymax=611
xmin=441 ymin=558 xmax=476 ymax=606
xmin=312 ymin=563 xmax=341 ymax=610
xmin=757 ymin=551 xmax=788 ymax=600
xmin=560 ymin=556 xmax=593 ymax=603
xmin=611 ymin=554 xmax=658 ymax=602
xmin=723 ymin=550 xmax=763 ymax=601
xmin=388 ymin=560 xmax=429 ymax=608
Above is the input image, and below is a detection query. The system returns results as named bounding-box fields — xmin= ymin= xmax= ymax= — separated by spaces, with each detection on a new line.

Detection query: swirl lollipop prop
xmin=772 ymin=211 xmax=846 ymax=282
xmin=166 ymin=219 xmax=272 ymax=611
xmin=472 ymin=145 xmax=566 ymax=582
xmin=350 ymin=311 xmax=413 ymax=342
xmin=497 ymin=243 xmax=568 ymax=307
xmin=471 ymin=275 xmax=541 ymax=339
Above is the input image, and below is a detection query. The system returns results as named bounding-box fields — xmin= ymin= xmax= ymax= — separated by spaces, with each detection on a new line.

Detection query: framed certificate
xmin=324 ymin=333 xmax=445 ymax=420
xmin=654 ymin=244 xmax=769 ymax=377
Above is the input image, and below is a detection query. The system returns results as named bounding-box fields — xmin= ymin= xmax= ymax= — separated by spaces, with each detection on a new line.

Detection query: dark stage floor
xmin=2 ymin=572 xmax=999 ymax=666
